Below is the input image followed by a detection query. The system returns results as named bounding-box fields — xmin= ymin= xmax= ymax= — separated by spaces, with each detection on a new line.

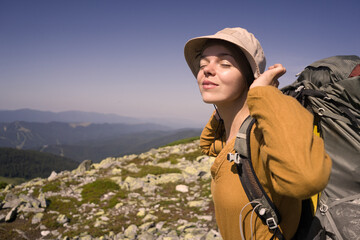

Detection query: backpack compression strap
xmin=227 ymin=115 xmax=284 ymax=239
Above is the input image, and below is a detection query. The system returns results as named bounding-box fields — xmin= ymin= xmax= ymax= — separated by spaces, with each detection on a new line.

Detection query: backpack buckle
xmin=227 ymin=153 xmax=241 ymax=164
xmin=295 ymin=85 xmax=304 ymax=92
xmin=266 ymin=217 xmax=278 ymax=230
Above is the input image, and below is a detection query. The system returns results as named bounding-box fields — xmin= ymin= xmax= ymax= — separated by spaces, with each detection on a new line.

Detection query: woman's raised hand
xmin=250 ymin=64 xmax=286 ymax=89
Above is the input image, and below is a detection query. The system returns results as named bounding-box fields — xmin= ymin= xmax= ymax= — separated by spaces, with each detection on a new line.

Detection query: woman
xmin=184 ymin=27 xmax=332 ymax=239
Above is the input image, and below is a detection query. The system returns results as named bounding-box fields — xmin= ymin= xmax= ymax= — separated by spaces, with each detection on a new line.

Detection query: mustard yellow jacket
xmin=200 ymin=86 xmax=332 ymax=240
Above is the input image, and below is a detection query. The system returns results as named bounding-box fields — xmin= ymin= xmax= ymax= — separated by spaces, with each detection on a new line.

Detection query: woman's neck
xmin=216 ymin=95 xmax=250 ymax=143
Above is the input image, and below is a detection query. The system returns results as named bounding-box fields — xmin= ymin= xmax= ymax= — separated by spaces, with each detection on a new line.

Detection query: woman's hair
xmin=200 ymin=39 xmax=255 ymax=87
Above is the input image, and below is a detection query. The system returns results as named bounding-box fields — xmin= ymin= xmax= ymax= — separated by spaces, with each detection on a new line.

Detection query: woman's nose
xmin=203 ymin=62 xmax=216 ymax=77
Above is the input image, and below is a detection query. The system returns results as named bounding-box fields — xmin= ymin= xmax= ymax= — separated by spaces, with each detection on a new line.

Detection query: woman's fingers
xmin=250 ymin=64 xmax=286 ymax=89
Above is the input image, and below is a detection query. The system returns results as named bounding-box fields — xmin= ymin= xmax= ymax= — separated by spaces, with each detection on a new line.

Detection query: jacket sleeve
xmin=247 ymin=86 xmax=332 ymax=199
xmin=200 ymin=112 xmax=224 ymax=157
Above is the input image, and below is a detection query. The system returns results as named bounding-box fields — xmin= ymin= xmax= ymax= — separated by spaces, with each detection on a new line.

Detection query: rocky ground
xmin=0 ymin=139 xmax=222 ymax=240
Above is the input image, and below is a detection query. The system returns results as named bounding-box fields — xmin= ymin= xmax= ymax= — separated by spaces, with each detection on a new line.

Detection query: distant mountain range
xmin=0 ymin=109 xmax=139 ymax=124
xmin=0 ymin=109 xmax=202 ymax=128
xmin=0 ymin=121 xmax=171 ymax=149
xmin=0 ymin=110 xmax=202 ymax=162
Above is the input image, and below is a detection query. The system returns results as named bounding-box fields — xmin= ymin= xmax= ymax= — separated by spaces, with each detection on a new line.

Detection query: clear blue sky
xmin=1 ymin=0 xmax=359 ymax=127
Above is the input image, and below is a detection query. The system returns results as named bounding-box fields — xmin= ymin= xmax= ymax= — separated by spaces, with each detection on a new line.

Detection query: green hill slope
xmin=0 ymin=148 xmax=78 ymax=180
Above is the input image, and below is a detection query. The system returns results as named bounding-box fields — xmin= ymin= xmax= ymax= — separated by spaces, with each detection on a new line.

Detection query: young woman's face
xmin=197 ymin=44 xmax=248 ymax=105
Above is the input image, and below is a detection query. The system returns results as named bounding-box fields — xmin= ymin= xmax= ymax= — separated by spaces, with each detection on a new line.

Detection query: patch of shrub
xmin=128 ymin=157 xmax=145 ymax=165
xmin=81 ymin=178 xmax=120 ymax=204
xmin=106 ymin=190 xmax=128 ymax=209
xmin=47 ymin=196 xmax=81 ymax=214
xmin=128 ymin=165 xmax=182 ymax=179
xmin=42 ymin=213 xmax=63 ymax=229
xmin=158 ymin=154 xmax=179 ymax=164
xmin=183 ymin=149 xmax=203 ymax=161
xmin=0 ymin=181 xmax=8 ymax=189
xmin=42 ymin=181 xmax=61 ymax=193
xmin=163 ymin=137 xmax=199 ymax=147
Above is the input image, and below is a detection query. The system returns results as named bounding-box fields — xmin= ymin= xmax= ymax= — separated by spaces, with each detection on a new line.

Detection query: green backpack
xmin=229 ymin=55 xmax=360 ymax=240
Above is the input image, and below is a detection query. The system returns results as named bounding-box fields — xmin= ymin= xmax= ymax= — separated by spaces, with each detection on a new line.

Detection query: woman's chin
xmin=202 ymin=98 xmax=217 ymax=104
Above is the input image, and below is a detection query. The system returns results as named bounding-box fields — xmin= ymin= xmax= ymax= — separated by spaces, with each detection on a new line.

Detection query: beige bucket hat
xmin=184 ymin=27 xmax=266 ymax=79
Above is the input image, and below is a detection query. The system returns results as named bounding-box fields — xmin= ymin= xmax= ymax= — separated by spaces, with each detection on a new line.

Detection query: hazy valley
xmin=0 ymin=109 xmax=202 ymax=183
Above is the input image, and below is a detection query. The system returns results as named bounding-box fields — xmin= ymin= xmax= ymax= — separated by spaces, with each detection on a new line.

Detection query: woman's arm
xmin=200 ymin=112 xmax=224 ymax=157
xmin=247 ymin=86 xmax=332 ymax=199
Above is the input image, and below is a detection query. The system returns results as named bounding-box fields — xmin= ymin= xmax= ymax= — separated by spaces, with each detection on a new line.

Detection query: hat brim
xmin=184 ymin=33 xmax=262 ymax=79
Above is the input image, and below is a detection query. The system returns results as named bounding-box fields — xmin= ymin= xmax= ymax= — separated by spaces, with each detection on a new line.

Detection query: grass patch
xmin=123 ymin=165 xmax=182 ymax=180
xmin=0 ymin=218 xmax=41 ymax=239
xmin=157 ymin=154 xmax=179 ymax=164
xmin=183 ymin=149 xmax=203 ymax=161
xmin=81 ymin=178 xmax=120 ymax=204
xmin=160 ymin=182 xmax=180 ymax=196
xmin=128 ymin=157 xmax=146 ymax=165
xmin=42 ymin=213 xmax=63 ymax=229
xmin=47 ymin=196 xmax=81 ymax=214
xmin=201 ymin=185 xmax=211 ymax=198
xmin=158 ymin=199 xmax=178 ymax=206
xmin=31 ymin=187 xmax=40 ymax=198
xmin=155 ymin=201 xmax=198 ymax=223
xmin=62 ymin=211 xmax=140 ymax=239
xmin=157 ymin=148 xmax=203 ymax=164
xmin=42 ymin=181 xmax=61 ymax=193
xmin=0 ymin=181 xmax=8 ymax=189
xmin=163 ymin=137 xmax=199 ymax=147
xmin=0 ymin=176 xmax=26 ymax=185
xmin=106 ymin=190 xmax=128 ymax=209
xmin=65 ymin=179 xmax=81 ymax=187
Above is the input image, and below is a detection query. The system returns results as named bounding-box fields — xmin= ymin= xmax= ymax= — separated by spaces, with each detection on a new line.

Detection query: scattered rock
xmin=19 ymin=193 xmax=41 ymax=208
xmin=0 ymin=140 xmax=221 ymax=240
xmin=5 ymin=206 xmax=18 ymax=222
xmin=3 ymin=198 xmax=22 ymax=209
xmin=31 ymin=212 xmax=44 ymax=224
xmin=57 ymin=214 xmax=70 ymax=224
xmin=48 ymin=171 xmax=58 ymax=181
xmin=197 ymin=215 xmax=213 ymax=221
xmin=138 ymin=231 xmax=156 ymax=240
xmin=139 ymin=221 xmax=155 ymax=231
xmin=203 ymin=229 xmax=222 ymax=240
xmin=41 ymin=230 xmax=50 ymax=237
xmin=73 ymin=159 xmax=93 ymax=174
xmin=155 ymin=173 xmax=184 ymax=184
xmin=38 ymin=192 xmax=47 ymax=208
xmin=176 ymin=184 xmax=189 ymax=193
xmin=4 ymin=192 xmax=17 ymax=202
xmin=124 ymin=176 xmax=145 ymax=191
xmin=124 ymin=224 xmax=138 ymax=239
xmin=188 ymin=200 xmax=206 ymax=208
xmin=142 ymin=213 xmax=158 ymax=222
xmin=137 ymin=208 xmax=146 ymax=217
xmin=4 ymin=184 xmax=14 ymax=192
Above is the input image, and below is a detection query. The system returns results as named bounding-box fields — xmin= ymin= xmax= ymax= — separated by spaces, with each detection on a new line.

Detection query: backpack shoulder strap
xmin=227 ymin=115 xmax=253 ymax=163
xmin=228 ymin=115 xmax=284 ymax=239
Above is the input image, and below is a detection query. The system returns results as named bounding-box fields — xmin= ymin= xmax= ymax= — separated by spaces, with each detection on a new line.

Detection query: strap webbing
xmin=231 ymin=115 xmax=284 ymax=239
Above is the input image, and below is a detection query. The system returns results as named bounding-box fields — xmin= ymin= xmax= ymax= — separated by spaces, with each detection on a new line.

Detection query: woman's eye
xmin=199 ymin=61 xmax=208 ymax=69
xmin=220 ymin=61 xmax=231 ymax=67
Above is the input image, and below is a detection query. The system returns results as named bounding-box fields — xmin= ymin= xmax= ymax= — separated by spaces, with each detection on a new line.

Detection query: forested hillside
xmin=0 ymin=148 xmax=78 ymax=179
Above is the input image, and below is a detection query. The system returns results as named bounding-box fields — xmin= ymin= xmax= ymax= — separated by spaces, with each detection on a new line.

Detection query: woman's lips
xmin=202 ymin=80 xmax=218 ymax=89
